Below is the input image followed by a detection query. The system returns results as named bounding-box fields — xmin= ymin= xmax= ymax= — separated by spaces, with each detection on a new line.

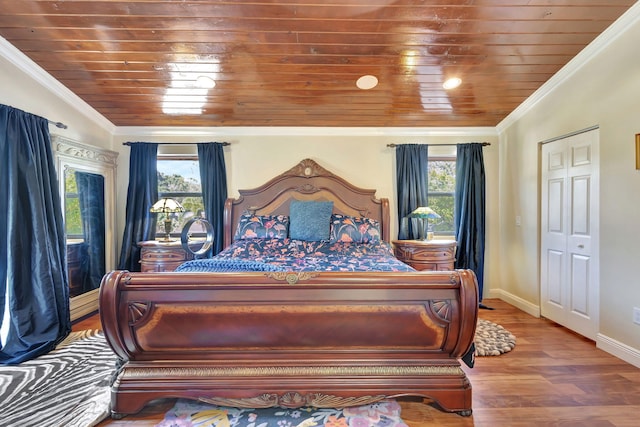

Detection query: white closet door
xmin=540 ymin=128 xmax=599 ymax=340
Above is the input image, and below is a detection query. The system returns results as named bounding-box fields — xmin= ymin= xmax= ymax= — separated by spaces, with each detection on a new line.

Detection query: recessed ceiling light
xmin=356 ymin=75 xmax=378 ymax=90
xmin=402 ymin=50 xmax=418 ymax=68
xmin=443 ymin=77 xmax=462 ymax=90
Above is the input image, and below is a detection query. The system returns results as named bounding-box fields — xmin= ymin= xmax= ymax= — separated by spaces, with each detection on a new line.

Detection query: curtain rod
xmin=387 ymin=142 xmax=490 ymax=148
xmin=122 ymin=141 xmax=230 ymax=146
xmin=48 ymin=119 xmax=68 ymax=129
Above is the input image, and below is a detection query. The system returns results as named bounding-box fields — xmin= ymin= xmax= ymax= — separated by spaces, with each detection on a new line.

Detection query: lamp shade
xmin=150 ymin=198 xmax=185 ymax=214
xmin=409 ymin=206 xmax=441 ymax=219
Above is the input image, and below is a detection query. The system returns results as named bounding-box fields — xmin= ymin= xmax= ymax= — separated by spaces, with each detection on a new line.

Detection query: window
xmin=427 ymin=157 xmax=456 ymax=237
xmin=156 ymin=156 xmax=205 ymax=237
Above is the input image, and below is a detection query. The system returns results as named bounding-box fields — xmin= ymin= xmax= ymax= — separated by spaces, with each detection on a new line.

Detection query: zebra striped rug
xmin=0 ymin=329 xmax=117 ymax=427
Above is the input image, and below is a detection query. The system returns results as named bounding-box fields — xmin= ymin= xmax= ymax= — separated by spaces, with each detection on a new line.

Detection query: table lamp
xmin=409 ymin=206 xmax=441 ymax=240
xmin=150 ymin=198 xmax=185 ymax=241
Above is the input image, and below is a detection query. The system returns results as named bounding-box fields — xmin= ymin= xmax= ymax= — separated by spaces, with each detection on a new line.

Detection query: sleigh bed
xmin=99 ymin=158 xmax=479 ymax=419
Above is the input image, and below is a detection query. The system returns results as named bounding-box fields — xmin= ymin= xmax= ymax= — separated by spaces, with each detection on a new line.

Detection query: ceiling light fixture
xmin=443 ymin=77 xmax=462 ymax=90
xmin=356 ymin=75 xmax=378 ymax=90
xmin=402 ymin=50 xmax=418 ymax=69
xmin=162 ymin=63 xmax=219 ymax=115
xmin=196 ymin=75 xmax=216 ymax=89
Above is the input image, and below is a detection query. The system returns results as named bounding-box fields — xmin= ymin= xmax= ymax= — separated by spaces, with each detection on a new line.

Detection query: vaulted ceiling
xmin=0 ymin=1 xmax=635 ymax=127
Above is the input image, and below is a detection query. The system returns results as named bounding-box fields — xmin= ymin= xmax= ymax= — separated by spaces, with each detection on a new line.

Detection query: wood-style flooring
xmin=74 ymin=299 xmax=640 ymax=427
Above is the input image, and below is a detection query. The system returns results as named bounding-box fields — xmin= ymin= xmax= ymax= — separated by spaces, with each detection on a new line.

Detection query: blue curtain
xmin=0 ymin=105 xmax=70 ymax=364
xmin=454 ymin=143 xmax=486 ymax=302
xmin=197 ymin=143 xmax=228 ymax=255
xmin=395 ymin=144 xmax=429 ymax=240
xmin=75 ymin=171 xmax=105 ymax=292
xmin=118 ymin=143 xmax=158 ymax=271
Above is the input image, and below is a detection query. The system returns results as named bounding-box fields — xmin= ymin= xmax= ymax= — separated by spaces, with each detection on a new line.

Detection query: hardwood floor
xmin=74 ymin=299 xmax=640 ymax=427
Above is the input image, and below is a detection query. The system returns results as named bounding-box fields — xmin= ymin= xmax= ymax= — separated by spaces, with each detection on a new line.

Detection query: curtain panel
xmin=454 ymin=143 xmax=486 ymax=302
xmin=197 ymin=143 xmax=228 ymax=256
xmin=0 ymin=104 xmax=70 ymax=364
xmin=395 ymin=144 xmax=429 ymax=240
xmin=117 ymin=143 xmax=158 ymax=271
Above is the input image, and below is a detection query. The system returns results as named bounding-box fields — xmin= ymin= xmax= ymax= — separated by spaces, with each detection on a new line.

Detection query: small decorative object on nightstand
xmin=180 ymin=217 xmax=214 ymax=258
xmin=138 ymin=240 xmax=193 ymax=272
xmin=393 ymin=239 xmax=457 ymax=271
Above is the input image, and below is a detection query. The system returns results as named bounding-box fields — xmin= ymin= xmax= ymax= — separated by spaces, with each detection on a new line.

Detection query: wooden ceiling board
xmin=0 ymin=0 xmax=634 ymax=127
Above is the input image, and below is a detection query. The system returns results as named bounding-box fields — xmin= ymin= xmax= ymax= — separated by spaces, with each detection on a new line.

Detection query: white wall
xmin=0 ymin=37 xmax=114 ymax=150
xmin=496 ymin=5 xmax=640 ymax=360
xmin=112 ymin=130 xmax=500 ymax=299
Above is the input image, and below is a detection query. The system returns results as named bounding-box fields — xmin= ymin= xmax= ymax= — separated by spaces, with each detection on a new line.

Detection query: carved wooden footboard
xmin=99 ymin=268 xmax=478 ymax=418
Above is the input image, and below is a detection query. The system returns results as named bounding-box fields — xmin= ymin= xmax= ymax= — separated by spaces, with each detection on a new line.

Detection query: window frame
xmin=156 ymin=154 xmax=205 ymax=238
xmin=427 ymin=155 xmax=456 ymax=238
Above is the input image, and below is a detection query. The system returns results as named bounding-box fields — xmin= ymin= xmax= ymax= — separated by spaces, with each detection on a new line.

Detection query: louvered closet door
xmin=540 ymin=128 xmax=599 ymax=340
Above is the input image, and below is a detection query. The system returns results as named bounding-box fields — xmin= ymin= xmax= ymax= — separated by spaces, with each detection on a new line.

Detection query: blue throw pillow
xmin=289 ymin=200 xmax=334 ymax=241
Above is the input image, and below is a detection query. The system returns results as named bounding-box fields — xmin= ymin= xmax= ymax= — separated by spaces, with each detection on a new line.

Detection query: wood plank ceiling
xmin=0 ymin=1 xmax=635 ymax=128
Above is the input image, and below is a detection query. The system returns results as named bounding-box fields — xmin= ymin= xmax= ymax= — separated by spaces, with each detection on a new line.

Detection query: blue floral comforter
xmin=176 ymin=238 xmax=415 ymax=272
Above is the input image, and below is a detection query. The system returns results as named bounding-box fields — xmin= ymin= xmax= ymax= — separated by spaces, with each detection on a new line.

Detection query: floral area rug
xmin=154 ymin=399 xmax=408 ymax=427
xmin=474 ymin=319 xmax=516 ymax=356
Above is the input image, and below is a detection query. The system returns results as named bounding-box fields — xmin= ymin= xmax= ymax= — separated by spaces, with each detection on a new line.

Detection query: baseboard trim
xmin=70 ymin=288 xmax=99 ymax=321
xmin=596 ymin=333 xmax=640 ymax=368
xmin=488 ymin=288 xmax=541 ymax=318
xmin=489 ymin=288 xmax=640 ymax=368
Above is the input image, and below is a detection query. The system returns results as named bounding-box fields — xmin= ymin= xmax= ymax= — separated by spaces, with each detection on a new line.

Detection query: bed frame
xmin=100 ymin=158 xmax=479 ymax=418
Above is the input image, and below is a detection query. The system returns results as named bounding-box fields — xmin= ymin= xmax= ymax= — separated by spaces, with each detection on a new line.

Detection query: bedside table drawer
xmin=392 ymin=240 xmax=456 ymax=271
xmin=140 ymin=248 xmax=189 ymax=262
xmin=138 ymin=240 xmax=193 ymax=272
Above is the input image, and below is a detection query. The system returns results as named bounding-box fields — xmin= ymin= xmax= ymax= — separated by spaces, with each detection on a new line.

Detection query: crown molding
xmin=0 ymin=36 xmax=116 ymax=133
xmin=112 ymin=126 xmax=498 ymax=138
xmin=496 ymin=1 xmax=640 ymax=134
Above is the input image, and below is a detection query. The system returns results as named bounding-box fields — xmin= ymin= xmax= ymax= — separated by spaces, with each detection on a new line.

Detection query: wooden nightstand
xmin=138 ymin=240 xmax=193 ymax=272
xmin=393 ymin=239 xmax=457 ymax=271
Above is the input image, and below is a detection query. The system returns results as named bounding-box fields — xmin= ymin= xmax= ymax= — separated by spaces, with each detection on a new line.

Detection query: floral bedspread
xmin=177 ymin=238 xmax=415 ymax=272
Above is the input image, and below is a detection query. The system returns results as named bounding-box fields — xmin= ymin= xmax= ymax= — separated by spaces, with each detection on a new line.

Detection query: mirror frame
xmin=53 ymin=135 xmax=118 ymax=320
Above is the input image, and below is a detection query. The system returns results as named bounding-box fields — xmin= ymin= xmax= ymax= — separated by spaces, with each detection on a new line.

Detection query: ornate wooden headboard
xmin=223 ymin=158 xmax=390 ymax=247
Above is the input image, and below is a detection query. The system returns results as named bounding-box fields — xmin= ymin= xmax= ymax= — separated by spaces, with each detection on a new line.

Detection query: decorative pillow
xmin=288 ymin=200 xmax=334 ymax=241
xmin=329 ymin=214 xmax=381 ymax=244
xmin=233 ymin=214 xmax=289 ymax=240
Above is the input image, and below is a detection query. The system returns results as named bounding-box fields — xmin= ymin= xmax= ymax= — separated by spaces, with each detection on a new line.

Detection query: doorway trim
xmin=539 ymin=125 xmax=599 ymax=340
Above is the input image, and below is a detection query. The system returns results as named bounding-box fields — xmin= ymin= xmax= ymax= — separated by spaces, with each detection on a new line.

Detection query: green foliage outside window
xmin=156 ymin=159 xmax=205 ymax=236
xmin=427 ymin=160 xmax=456 ymax=236
xmin=64 ymin=170 xmax=83 ymax=237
